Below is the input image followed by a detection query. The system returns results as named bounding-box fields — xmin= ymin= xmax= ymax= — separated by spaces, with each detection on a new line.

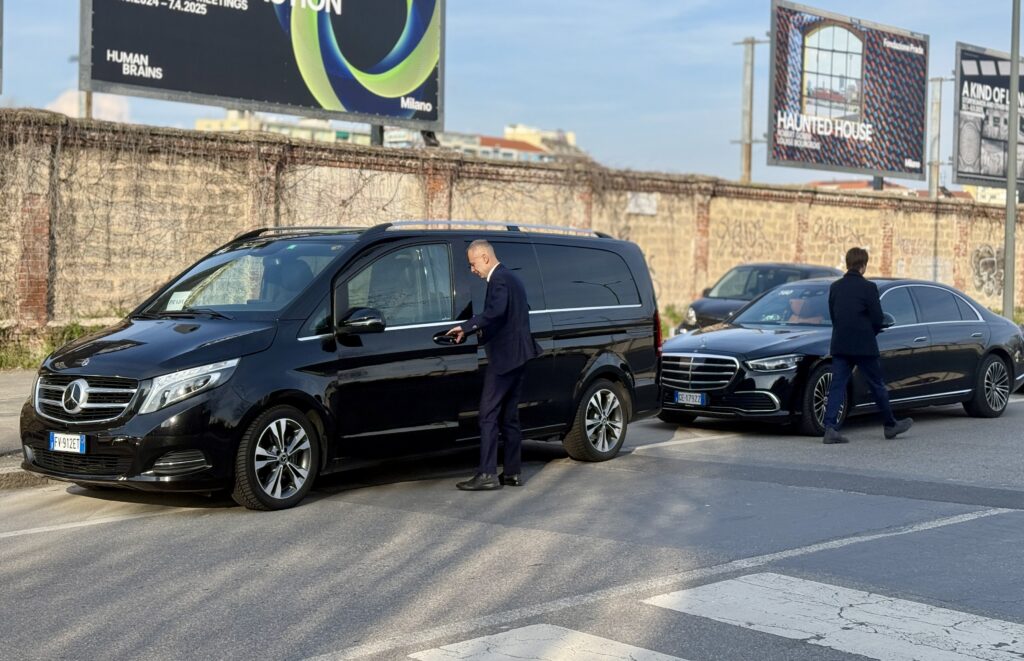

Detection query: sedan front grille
xmin=661 ymin=353 xmax=739 ymax=391
xmin=35 ymin=374 xmax=139 ymax=426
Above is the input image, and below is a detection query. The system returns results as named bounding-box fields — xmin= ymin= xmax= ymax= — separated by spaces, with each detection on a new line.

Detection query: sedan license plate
xmin=674 ymin=391 xmax=707 ymax=407
xmin=49 ymin=432 xmax=85 ymax=454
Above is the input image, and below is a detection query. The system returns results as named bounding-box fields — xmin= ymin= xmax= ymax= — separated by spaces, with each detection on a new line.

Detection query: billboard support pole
xmin=1005 ymin=0 xmax=1021 ymax=318
xmin=371 ymin=124 xmax=384 ymax=146
xmin=928 ymin=78 xmax=944 ymax=199
xmin=735 ymin=37 xmax=767 ymax=184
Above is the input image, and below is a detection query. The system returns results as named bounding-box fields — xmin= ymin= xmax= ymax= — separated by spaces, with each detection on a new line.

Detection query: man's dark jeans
xmin=823 ymin=355 xmax=897 ymax=431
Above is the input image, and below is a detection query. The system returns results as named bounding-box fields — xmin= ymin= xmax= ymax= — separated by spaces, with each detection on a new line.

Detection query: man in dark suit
xmin=822 ymin=247 xmax=913 ymax=444
xmin=446 ymin=240 xmax=542 ymax=490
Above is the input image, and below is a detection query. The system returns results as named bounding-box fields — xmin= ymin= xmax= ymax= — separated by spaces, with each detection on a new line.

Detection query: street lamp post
xmin=1005 ymin=0 xmax=1022 ymax=318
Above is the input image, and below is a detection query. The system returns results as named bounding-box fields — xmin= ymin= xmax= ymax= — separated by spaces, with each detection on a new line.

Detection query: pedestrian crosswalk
xmin=409 ymin=624 xmax=687 ymax=661
xmin=408 ymin=573 xmax=1024 ymax=660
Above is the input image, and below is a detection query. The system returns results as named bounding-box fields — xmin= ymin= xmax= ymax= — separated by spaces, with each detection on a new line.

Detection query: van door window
xmin=469 ymin=242 xmax=545 ymax=311
xmin=534 ymin=244 xmax=641 ymax=309
xmin=343 ymin=244 xmax=454 ymax=327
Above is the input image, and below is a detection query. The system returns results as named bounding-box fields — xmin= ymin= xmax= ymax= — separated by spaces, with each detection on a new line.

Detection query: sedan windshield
xmin=140 ymin=238 xmax=352 ymax=317
xmin=733 ymin=283 xmax=832 ymax=326
xmin=708 ymin=266 xmax=807 ymax=300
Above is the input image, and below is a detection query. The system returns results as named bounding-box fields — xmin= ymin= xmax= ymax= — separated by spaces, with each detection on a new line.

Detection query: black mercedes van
xmin=20 ymin=222 xmax=660 ymax=509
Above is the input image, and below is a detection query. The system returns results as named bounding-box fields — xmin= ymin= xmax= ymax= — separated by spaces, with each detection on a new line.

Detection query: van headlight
xmin=139 ymin=359 xmax=239 ymax=414
xmin=746 ymin=354 xmax=802 ymax=372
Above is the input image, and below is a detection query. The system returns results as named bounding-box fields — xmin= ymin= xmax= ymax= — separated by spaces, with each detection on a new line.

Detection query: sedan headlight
xmin=685 ymin=306 xmax=698 ymax=326
xmin=746 ymin=354 xmax=802 ymax=372
xmin=139 ymin=359 xmax=239 ymax=414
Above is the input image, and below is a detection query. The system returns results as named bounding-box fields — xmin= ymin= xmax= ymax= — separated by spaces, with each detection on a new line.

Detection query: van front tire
xmin=232 ymin=405 xmax=320 ymax=511
xmin=562 ymin=379 xmax=629 ymax=461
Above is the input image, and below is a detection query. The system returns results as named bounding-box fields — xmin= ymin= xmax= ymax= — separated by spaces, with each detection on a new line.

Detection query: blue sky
xmin=0 ymin=1 xmax=1016 ymax=186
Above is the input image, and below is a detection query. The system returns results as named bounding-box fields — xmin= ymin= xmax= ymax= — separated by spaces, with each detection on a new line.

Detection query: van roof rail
xmin=367 ymin=220 xmax=614 ymax=238
xmin=232 ymin=226 xmax=367 ymax=241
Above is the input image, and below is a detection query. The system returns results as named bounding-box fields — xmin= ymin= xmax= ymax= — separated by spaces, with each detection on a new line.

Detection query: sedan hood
xmin=44 ymin=318 xmax=277 ymax=380
xmin=691 ymin=297 xmax=748 ymax=325
xmin=662 ymin=323 xmax=831 ymax=359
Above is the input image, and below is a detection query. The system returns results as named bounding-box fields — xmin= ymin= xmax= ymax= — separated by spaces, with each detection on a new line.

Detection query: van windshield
xmin=139 ymin=238 xmax=351 ymax=318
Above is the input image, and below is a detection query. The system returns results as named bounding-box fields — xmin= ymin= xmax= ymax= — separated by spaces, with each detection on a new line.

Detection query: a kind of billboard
xmin=768 ymin=0 xmax=929 ymax=180
xmin=954 ymin=42 xmax=1024 ymax=188
xmin=80 ymin=0 xmax=445 ymax=130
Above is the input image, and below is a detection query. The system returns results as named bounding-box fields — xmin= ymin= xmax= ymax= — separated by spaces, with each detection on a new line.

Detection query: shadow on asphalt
xmin=53 ymin=439 xmax=572 ymax=510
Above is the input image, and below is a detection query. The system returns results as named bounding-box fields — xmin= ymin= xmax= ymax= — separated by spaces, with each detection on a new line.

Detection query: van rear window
xmin=534 ymin=245 xmax=640 ymax=309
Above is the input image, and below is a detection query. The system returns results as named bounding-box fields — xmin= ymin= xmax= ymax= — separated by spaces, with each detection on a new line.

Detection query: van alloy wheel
xmin=585 ymin=389 xmax=623 ymax=453
xmin=254 ymin=418 xmax=312 ymax=500
xmin=984 ymin=360 xmax=1010 ymax=412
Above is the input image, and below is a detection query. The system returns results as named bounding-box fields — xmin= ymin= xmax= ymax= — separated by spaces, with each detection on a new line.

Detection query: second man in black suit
xmin=447 ymin=240 xmax=542 ymax=490
xmin=822 ymin=247 xmax=913 ymax=444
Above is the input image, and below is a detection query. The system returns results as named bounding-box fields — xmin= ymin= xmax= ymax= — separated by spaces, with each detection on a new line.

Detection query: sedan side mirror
xmin=702 ymin=287 xmax=712 ymax=297
xmin=881 ymin=312 xmax=896 ymax=329
xmin=337 ymin=307 xmax=386 ymax=335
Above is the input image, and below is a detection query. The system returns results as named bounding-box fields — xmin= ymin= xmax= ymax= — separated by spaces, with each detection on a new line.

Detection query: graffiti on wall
xmin=971 ymin=244 xmax=1004 ymax=298
xmin=713 ymin=218 xmax=770 ymax=263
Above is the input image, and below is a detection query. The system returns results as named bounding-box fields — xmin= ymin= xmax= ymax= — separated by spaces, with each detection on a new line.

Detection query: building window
xmin=801 ymin=24 xmax=863 ymax=120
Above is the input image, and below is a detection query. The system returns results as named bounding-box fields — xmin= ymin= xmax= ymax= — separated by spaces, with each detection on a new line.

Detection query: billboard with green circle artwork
xmin=81 ymin=0 xmax=444 ymax=130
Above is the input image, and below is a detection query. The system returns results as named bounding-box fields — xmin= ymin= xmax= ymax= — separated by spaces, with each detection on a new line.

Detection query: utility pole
xmin=927 ymin=77 xmax=948 ymax=200
xmin=1005 ymin=0 xmax=1021 ymax=318
xmin=734 ymin=37 xmax=768 ymax=183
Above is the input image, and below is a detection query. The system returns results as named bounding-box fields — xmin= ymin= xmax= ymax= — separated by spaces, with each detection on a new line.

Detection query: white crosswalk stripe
xmin=644 ymin=572 xmax=1024 ymax=661
xmin=408 ymin=624 xmax=687 ymax=661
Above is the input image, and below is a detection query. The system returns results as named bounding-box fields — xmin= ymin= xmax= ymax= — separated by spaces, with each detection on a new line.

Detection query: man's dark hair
xmin=846 ymin=247 xmax=869 ymax=271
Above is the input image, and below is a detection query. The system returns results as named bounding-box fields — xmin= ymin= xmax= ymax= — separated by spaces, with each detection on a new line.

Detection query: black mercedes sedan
xmin=674 ymin=262 xmax=842 ymax=335
xmin=659 ymin=278 xmax=1024 ymax=435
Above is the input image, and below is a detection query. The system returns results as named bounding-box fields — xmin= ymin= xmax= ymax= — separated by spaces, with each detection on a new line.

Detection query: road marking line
xmin=633 ymin=432 xmax=744 ymax=451
xmin=306 ymin=508 xmax=1010 ymax=660
xmin=0 ymin=511 xmax=181 ymax=539
xmin=408 ymin=624 xmax=687 ymax=661
xmin=645 ymin=572 xmax=1024 ymax=661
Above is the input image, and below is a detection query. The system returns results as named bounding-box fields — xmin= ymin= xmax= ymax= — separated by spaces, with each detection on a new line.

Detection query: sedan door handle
xmin=913 ymin=336 xmax=928 ymax=343
xmin=971 ymin=332 xmax=984 ymax=338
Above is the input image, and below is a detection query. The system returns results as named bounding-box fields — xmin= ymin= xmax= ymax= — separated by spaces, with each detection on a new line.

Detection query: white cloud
xmin=45 ymin=90 xmax=132 ymax=123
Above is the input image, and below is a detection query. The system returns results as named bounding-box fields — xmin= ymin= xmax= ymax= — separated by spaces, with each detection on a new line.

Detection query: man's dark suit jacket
xmin=465 ymin=263 xmax=542 ymax=375
xmin=828 ymin=270 xmax=884 ymax=357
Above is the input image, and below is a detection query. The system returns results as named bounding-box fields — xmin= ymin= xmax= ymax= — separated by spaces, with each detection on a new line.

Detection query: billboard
xmin=80 ymin=0 xmax=445 ymax=130
xmin=954 ymin=42 xmax=1024 ymax=188
xmin=768 ymin=0 xmax=929 ymax=180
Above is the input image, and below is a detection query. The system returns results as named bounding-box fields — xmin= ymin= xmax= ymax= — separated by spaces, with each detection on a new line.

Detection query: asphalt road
xmin=3 ymin=399 xmax=1024 ymax=660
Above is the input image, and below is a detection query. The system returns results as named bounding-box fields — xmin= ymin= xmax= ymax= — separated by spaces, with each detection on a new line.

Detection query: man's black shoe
xmin=456 ymin=473 xmax=502 ymax=491
xmin=499 ymin=473 xmax=523 ymax=487
xmin=884 ymin=418 xmax=913 ymax=439
xmin=823 ymin=428 xmax=851 ymax=444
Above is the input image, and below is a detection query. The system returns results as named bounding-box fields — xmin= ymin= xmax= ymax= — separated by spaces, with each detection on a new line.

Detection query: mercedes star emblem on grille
xmin=62 ymin=378 xmax=90 ymax=414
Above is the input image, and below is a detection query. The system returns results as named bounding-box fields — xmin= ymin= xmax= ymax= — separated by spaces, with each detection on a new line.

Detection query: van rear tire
xmin=562 ymin=379 xmax=629 ymax=461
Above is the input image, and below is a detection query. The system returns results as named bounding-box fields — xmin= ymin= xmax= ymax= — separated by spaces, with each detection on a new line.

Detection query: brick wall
xmin=0 ymin=109 xmax=1020 ymax=334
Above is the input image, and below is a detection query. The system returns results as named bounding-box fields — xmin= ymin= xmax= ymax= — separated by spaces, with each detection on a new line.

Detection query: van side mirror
xmin=702 ymin=287 xmax=712 ymax=297
xmin=881 ymin=312 xmax=896 ymax=329
xmin=337 ymin=308 xmax=386 ymax=335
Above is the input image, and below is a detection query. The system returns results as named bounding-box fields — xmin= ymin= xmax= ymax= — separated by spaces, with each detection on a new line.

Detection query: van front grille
xmin=35 ymin=374 xmax=139 ymax=425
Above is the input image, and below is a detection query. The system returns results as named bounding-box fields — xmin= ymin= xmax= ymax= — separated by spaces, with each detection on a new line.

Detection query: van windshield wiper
xmin=154 ymin=308 xmax=234 ymax=320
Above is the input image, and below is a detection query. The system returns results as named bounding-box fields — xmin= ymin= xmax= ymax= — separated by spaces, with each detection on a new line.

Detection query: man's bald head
xmin=467 ymin=240 xmax=499 ymax=279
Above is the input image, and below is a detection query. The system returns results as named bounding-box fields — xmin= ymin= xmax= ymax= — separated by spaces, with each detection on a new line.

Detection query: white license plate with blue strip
xmin=49 ymin=432 xmax=85 ymax=454
xmin=674 ymin=391 xmax=707 ymax=406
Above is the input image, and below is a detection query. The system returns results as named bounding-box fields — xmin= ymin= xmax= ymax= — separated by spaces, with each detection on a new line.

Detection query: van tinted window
xmin=535 ymin=244 xmax=640 ymax=309
xmin=342 ymin=243 xmax=453 ymax=327
xmin=484 ymin=242 xmax=545 ymax=309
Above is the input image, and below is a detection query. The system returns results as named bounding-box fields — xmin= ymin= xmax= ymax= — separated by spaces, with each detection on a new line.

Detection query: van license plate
xmin=675 ymin=392 xmax=706 ymax=406
xmin=49 ymin=432 xmax=85 ymax=454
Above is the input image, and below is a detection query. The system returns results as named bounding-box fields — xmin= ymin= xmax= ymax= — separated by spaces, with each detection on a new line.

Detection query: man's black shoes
xmin=499 ymin=473 xmax=523 ymax=487
xmin=456 ymin=473 xmax=502 ymax=491
xmin=823 ymin=428 xmax=851 ymax=444
xmin=884 ymin=418 xmax=913 ymax=439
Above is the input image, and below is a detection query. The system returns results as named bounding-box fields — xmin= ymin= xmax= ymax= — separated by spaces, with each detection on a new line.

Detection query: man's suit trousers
xmin=477 ymin=364 xmax=527 ymax=475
